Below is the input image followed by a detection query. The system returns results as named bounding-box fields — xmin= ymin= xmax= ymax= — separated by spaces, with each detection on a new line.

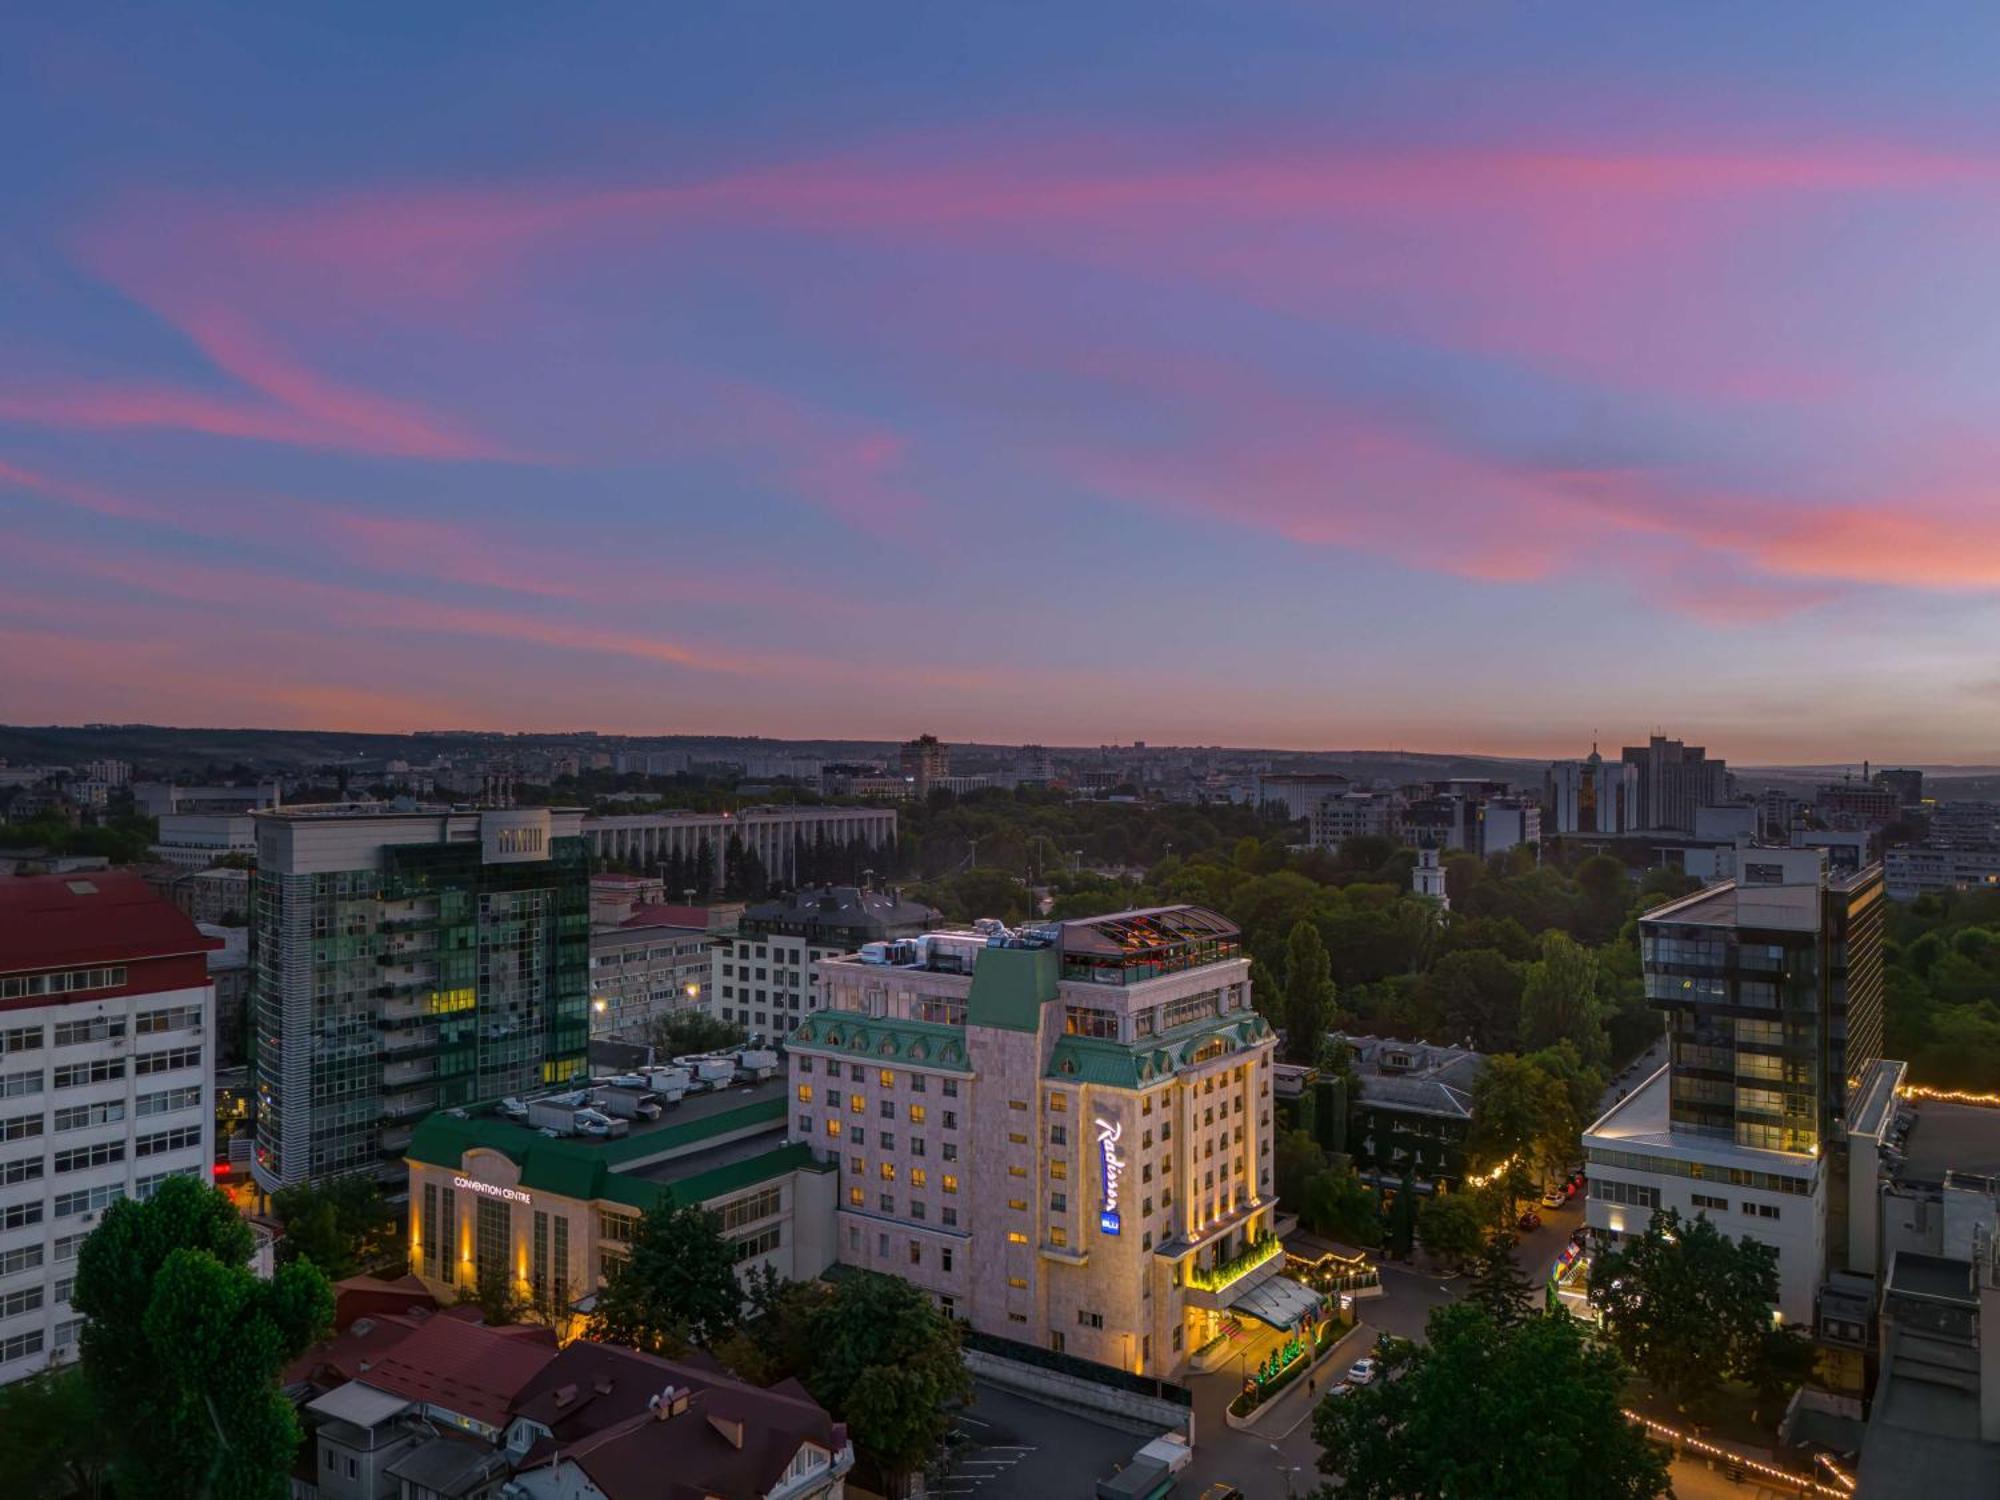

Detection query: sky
xmin=4 ymin=2 xmax=2000 ymax=762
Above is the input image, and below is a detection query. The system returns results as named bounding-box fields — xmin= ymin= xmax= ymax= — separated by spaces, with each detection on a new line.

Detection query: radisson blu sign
xmin=1095 ymin=1116 xmax=1125 ymax=1235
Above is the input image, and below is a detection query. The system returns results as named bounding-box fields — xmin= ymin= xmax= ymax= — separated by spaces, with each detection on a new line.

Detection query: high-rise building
xmin=1873 ymin=767 xmax=1924 ymax=808
xmin=1583 ymin=849 xmax=1886 ymax=1322
xmin=898 ymin=734 xmax=950 ymax=798
xmin=249 ymin=806 xmax=590 ymax=1193
xmin=792 ymin=905 xmax=1281 ymax=1377
xmin=0 ymin=873 xmax=218 ymax=1384
xmin=1620 ymin=734 xmax=1730 ymax=834
xmin=1546 ymin=747 xmax=1639 ymax=835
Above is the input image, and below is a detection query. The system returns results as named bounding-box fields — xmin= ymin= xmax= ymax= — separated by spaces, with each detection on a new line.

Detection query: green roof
xmin=788 ymin=1014 xmax=975 ymax=1073
xmin=1048 ymin=1012 xmax=1273 ymax=1089
xmin=967 ymin=944 xmax=1058 ymax=1032
xmin=407 ymin=1092 xmax=787 ymax=1180
xmin=406 ymin=1107 xmax=810 ymax=1215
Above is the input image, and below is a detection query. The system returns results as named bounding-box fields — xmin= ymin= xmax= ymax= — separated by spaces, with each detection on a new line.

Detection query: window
xmin=911 ymin=1167 xmax=927 ymax=1188
xmin=0 ymin=1154 xmax=43 ymax=1186
xmin=1049 ymin=1092 xmax=1068 ymax=1112
xmin=1007 ymin=1276 xmax=1028 ymax=1289
xmin=1051 ymin=1226 xmax=1068 ymax=1248
xmin=0 ymin=967 xmax=123 ymax=1001
xmin=879 ymin=1069 xmax=896 ymax=1089
xmin=908 ymin=1240 xmax=922 ymax=1266
xmin=52 ymin=1234 xmax=84 ymax=1263
xmin=1050 ymin=1193 xmax=1067 ymax=1213
xmin=1050 ymin=1159 xmax=1067 ymax=1180
xmin=54 ymin=1140 xmax=124 ymax=1173
xmin=910 ymin=1074 xmax=926 ymax=1092
xmin=942 ymin=1175 xmax=958 ymax=1194
xmin=942 ymin=1207 xmax=957 ymax=1227
xmin=1008 ymin=1198 xmax=1027 ymax=1212
xmin=849 ymin=1095 xmax=864 ymax=1114
xmin=0 ymin=1286 xmax=44 ymax=1318
xmin=1008 ymin=1132 xmax=1028 ymax=1146
xmin=1007 ymin=1231 xmax=1029 ymax=1245
xmin=880 ymin=1162 xmax=896 ymax=1182
xmin=1 ymin=1069 xmax=44 ymax=1098
xmin=1049 ymin=1124 xmax=1067 ymax=1146
xmin=134 ymin=1047 xmax=200 ymax=1077
xmin=909 ymin=1103 xmax=926 ymax=1124
xmin=1 ymin=1201 xmax=43 ymax=1231
xmin=1009 ymin=1165 xmax=1027 ymax=1178
xmin=53 ymin=1016 xmax=125 ymax=1047
xmin=0 ymin=1244 xmax=43 ymax=1276
xmin=798 ymin=1114 xmax=812 ymax=1134
xmin=1692 ymin=1193 xmax=1728 ymax=1212
xmin=135 ymin=1125 xmax=202 ymax=1158
xmin=0 ymin=1113 xmax=43 ymax=1145
xmin=1076 ymin=1308 xmax=1103 ymax=1328
xmin=848 ymin=1155 xmax=865 ymax=1175
xmin=1589 ymin=1179 xmax=1661 ymax=1210
xmin=0 ymin=1026 xmax=41 ymax=1056
xmin=942 ymin=1111 xmax=958 ymax=1130
xmin=1009 ymin=1100 xmax=1027 ymax=1111
xmin=849 ymin=1186 xmax=864 ymax=1206
xmin=0 ymin=1330 xmax=45 ymax=1363
xmin=798 ymin=1057 xmax=813 ymax=1074
xmin=135 ymin=1087 xmax=200 ymax=1118
xmin=797 ymin=1084 xmax=813 ymax=1103
xmin=135 ymin=1005 xmax=203 ymax=1035
xmin=54 ymin=1184 xmax=121 ymax=1218
xmin=1745 ymin=1203 xmax=1781 ymax=1220
xmin=943 ymin=1079 xmax=958 ymax=1097
xmin=825 ymin=1118 xmax=842 ymax=1138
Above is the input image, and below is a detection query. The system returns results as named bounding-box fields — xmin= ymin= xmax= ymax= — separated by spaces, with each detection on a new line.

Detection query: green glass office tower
xmin=250 ymin=807 xmax=589 ymax=1192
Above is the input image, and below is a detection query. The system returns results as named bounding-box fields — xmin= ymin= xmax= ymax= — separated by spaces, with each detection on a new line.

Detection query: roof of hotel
xmin=1584 ymin=1064 xmax=1822 ymax=1177
xmin=789 ymin=1013 xmax=975 ymax=1073
xmin=0 ymin=870 xmax=221 ymax=977
xmin=1055 ymin=905 xmax=1239 ymax=958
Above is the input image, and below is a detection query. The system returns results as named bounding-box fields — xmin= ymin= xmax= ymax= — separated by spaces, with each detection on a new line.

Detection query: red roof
xmin=620 ymin=903 xmax=710 ymax=931
xmin=357 ymin=1313 xmax=560 ymax=1430
xmin=0 ymin=871 xmax=221 ymax=975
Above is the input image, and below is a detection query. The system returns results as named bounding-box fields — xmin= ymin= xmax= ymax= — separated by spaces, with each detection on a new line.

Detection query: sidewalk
xmin=1243 ymin=1321 xmax=1374 ymax=1440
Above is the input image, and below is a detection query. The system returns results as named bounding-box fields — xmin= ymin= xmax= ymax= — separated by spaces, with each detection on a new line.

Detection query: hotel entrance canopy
xmin=1228 ymin=1273 xmax=1324 ymax=1331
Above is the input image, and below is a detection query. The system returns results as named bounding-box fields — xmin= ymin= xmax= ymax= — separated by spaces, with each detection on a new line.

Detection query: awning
xmin=1228 ymin=1274 xmax=1326 ymax=1331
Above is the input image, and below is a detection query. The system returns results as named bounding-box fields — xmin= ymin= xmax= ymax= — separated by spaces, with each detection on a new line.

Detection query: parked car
xmin=1517 ymin=1209 xmax=1543 ymax=1231
xmin=1540 ymin=1185 xmax=1568 ymax=1210
xmin=1345 ymin=1358 xmax=1378 ymax=1386
xmin=1198 ymin=1485 xmax=1245 ymax=1500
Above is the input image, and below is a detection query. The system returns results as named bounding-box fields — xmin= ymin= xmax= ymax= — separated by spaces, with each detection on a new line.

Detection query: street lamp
xmin=1268 ymin=1445 xmax=1301 ymax=1499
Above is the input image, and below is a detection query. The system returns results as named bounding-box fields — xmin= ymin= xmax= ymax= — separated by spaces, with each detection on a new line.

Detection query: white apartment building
xmin=790 ymin=907 xmax=1286 ymax=1378
xmin=150 ymin=811 xmax=258 ymax=870
xmin=580 ymin=807 xmax=896 ymax=893
xmin=1310 ymin=791 xmax=1399 ymax=854
xmin=0 ymin=872 xmax=217 ymax=1384
xmin=716 ymin=887 xmax=938 ymax=1038
xmin=588 ymin=917 xmax=711 ymax=1038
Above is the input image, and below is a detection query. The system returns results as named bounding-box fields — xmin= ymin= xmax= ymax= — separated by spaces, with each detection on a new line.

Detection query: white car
xmin=1345 ymin=1359 xmax=1378 ymax=1386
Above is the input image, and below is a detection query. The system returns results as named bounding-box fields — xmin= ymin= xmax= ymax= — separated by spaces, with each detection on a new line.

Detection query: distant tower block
xmin=1413 ymin=846 xmax=1450 ymax=910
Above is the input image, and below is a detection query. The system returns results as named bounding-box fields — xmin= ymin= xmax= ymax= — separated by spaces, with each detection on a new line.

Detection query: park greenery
xmin=1312 ymin=1301 xmax=1670 ymax=1500
xmin=72 ymin=1176 xmax=334 ymax=1500
xmin=1884 ymin=887 xmax=2000 ymax=1089
xmin=267 ymin=1175 xmax=398 ymax=1280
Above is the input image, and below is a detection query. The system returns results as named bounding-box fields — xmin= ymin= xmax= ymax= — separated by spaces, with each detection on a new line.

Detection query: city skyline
xmin=7 ymin=4 xmax=2000 ymax=759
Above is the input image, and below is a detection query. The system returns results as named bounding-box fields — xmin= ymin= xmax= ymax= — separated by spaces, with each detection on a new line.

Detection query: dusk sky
xmin=5 ymin=3 xmax=2000 ymax=761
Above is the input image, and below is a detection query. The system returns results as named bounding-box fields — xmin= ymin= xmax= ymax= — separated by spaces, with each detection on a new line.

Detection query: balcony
xmin=1181 ymin=1233 xmax=1283 ymax=1310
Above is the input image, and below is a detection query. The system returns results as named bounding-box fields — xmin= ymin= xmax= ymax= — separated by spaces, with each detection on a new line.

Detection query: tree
xmin=0 ymin=1366 xmax=110 ymax=1499
xmin=1275 ymin=1128 xmax=1324 ymax=1207
xmin=1416 ymin=947 xmax=1524 ymax=1053
xmin=647 ymin=1010 xmax=748 ymax=1056
xmin=465 ymin=1263 xmax=530 ymax=1326
xmin=711 ymin=1266 xmax=828 ymax=1387
xmin=1467 ymin=1053 xmax=1570 ymax=1190
xmin=1388 ymin=1167 xmax=1417 ymax=1257
xmin=268 ymin=1174 xmax=395 ymax=1279
xmin=1466 ymin=1230 xmax=1536 ymax=1328
xmin=1300 ymin=1162 xmax=1383 ymax=1246
xmin=73 ymin=1175 xmax=333 ymax=1500
xmin=806 ymin=1271 xmax=971 ymax=1495
xmin=1313 ymin=1302 xmax=1669 ymax=1499
xmin=1590 ymin=1208 xmax=1783 ymax=1408
xmin=1520 ymin=931 xmax=1608 ymax=1066
xmin=585 ymin=1200 xmax=742 ymax=1353
xmin=1415 ymin=1189 xmax=1489 ymax=1269
xmin=1283 ymin=920 xmax=1338 ymax=1065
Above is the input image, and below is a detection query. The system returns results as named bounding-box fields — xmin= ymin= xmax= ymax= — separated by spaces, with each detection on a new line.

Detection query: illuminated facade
xmin=402 ymin=1080 xmax=833 ymax=1319
xmin=251 ymin=807 xmax=591 ymax=1192
xmin=1584 ymin=851 xmax=1887 ymax=1323
xmin=788 ymin=906 xmax=1280 ymax=1377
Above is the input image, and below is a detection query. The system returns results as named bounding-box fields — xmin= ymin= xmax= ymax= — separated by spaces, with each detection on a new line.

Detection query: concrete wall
xmin=961 ymin=1349 xmax=1192 ymax=1440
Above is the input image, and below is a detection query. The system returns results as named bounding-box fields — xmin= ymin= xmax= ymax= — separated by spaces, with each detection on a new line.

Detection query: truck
xmin=1134 ymin=1434 xmax=1191 ymax=1476
xmin=591 ymin=1087 xmax=663 ymax=1122
xmin=640 ymin=1067 xmax=690 ymax=1103
xmin=1095 ymin=1457 xmax=1174 ymax=1500
xmin=691 ymin=1057 xmax=736 ymax=1088
xmin=734 ymin=1049 xmax=780 ymax=1083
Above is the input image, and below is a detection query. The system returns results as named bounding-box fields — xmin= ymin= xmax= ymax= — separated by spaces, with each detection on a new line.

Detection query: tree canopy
xmin=1314 ymin=1302 xmax=1668 ymax=1499
xmin=267 ymin=1174 xmax=395 ymax=1280
xmin=1590 ymin=1207 xmax=1787 ymax=1408
xmin=584 ymin=1199 xmax=742 ymax=1353
xmin=73 ymin=1175 xmax=332 ymax=1500
xmin=803 ymin=1271 xmax=971 ymax=1489
xmin=1282 ymin=920 xmax=1339 ymax=1065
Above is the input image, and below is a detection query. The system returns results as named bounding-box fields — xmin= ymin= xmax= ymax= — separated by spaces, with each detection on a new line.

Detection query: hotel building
xmin=1583 ymin=849 xmax=1887 ymax=1323
xmin=579 ymin=807 xmax=896 ymax=893
xmin=0 ymin=873 xmax=217 ymax=1384
xmin=715 ymin=886 xmax=939 ymax=1037
xmin=789 ymin=906 xmax=1281 ymax=1377
xmin=250 ymin=806 xmax=591 ymax=1193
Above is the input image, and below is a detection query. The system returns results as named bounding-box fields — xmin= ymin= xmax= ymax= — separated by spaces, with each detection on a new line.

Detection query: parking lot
xmin=937 ymin=1381 xmax=1160 ymax=1499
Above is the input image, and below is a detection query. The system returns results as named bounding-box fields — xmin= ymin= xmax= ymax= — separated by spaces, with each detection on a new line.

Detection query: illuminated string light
xmin=1620 ymin=1410 xmax=1845 ymax=1497
xmin=1900 ymin=1083 xmax=2000 ymax=1108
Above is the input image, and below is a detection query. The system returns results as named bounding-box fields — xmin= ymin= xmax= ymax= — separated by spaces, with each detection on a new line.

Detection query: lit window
xmin=880 ymin=1069 xmax=896 ymax=1088
xmin=909 ymin=1104 xmax=926 ymax=1124
xmin=1007 ymin=1231 xmax=1029 ymax=1244
xmin=880 ymin=1163 xmax=896 ymax=1182
xmin=1051 ymin=1226 xmax=1068 ymax=1247
xmin=1050 ymin=1160 xmax=1068 ymax=1180
xmin=942 ymin=1175 xmax=959 ymax=1194
xmin=796 ymin=1084 xmax=813 ymax=1103
xmin=849 ymin=1187 xmax=862 ymax=1206
xmin=1008 ymin=1198 xmax=1027 ymax=1211
xmin=911 ymin=1168 xmax=927 ymax=1188
xmin=1009 ymin=1165 xmax=1027 ymax=1177
xmin=849 ymin=1096 xmax=864 ymax=1114
xmin=1009 ymin=1100 xmax=1028 ymax=1111
xmin=1050 ymin=1092 xmax=1068 ymax=1113
xmin=826 ymin=1119 xmax=842 ymax=1137
xmin=1007 ymin=1277 xmax=1028 ymax=1289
